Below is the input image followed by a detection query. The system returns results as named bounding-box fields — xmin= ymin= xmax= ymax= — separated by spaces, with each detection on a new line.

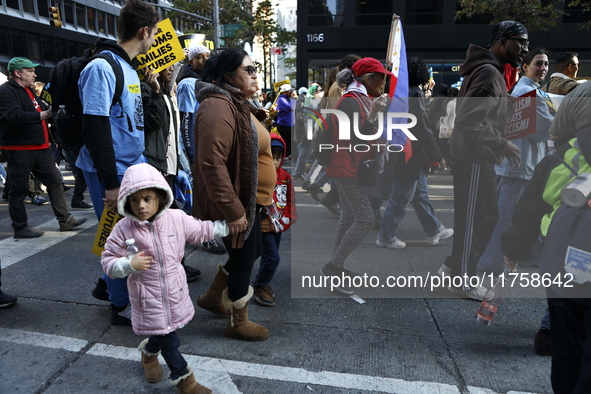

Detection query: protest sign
xmin=136 ymin=18 xmax=185 ymax=75
xmin=91 ymin=208 xmax=124 ymax=257
xmin=505 ymin=89 xmax=537 ymax=140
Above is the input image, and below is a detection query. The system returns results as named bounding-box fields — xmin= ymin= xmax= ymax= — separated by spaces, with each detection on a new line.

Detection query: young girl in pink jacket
xmin=101 ymin=163 xmax=229 ymax=393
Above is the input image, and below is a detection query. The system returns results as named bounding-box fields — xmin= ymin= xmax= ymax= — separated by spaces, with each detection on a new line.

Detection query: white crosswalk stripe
xmin=0 ymin=327 xmax=538 ymax=394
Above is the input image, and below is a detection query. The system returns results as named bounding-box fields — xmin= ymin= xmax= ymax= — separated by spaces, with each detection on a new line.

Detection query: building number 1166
xmin=307 ymin=33 xmax=324 ymax=42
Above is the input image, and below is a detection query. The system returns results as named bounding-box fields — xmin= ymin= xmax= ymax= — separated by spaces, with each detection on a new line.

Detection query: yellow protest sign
xmin=178 ymin=34 xmax=215 ymax=51
xmin=91 ymin=208 xmax=124 ymax=257
xmin=136 ymin=18 xmax=185 ymax=75
xmin=273 ymin=79 xmax=290 ymax=92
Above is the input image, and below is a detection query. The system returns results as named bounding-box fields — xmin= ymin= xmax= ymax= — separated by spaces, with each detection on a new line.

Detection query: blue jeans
xmin=477 ymin=176 xmax=529 ymax=275
xmin=253 ymin=232 xmax=282 ymax=288
xmin=83 ymin=170 xmax=129 ymax=308
xmin=293 ymin=140 xmax=313 ymax=176
xmin=145 ymin=332 xmax=188 ymax=380
xmin=378 ymin=169 xmax=443 ymax=242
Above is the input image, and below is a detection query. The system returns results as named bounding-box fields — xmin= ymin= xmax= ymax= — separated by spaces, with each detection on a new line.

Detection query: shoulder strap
xmin=91 ymin=52 xmax=124 ymax=115
xmin=88 ymin=51 xmax=133 ymax=132
xmin=552 ymin=152 xmax=578 ymax=176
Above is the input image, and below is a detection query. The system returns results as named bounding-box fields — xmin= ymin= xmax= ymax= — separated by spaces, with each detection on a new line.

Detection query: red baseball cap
xmin=352 ymin=57 xmax=393 ymax=77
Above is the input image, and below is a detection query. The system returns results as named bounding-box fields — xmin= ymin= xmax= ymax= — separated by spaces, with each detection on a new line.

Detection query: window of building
xmin=6 ymin=0 xmax=19 ymax=11
xmin=63 ymin=1 xmax=75 ymax=26
xmin=38 ymin=0 xmax=50 ymax=18
xmin=309 ymin=0 xmax=345 ymax=27
xmin=11 ymin=30 xmax=26 ymax=57
xmin=76 ymin=4 xmax=86 ymax=29
xmin=107 ymin=13 xmax=116 ymax=36
xmin=562 ymin=3 xmax=589 ymax=24
xmin=0 ymin=28 xmax=9 ymax=59
xmin=42 ymin=36 xmax=55 ymax=64
xmin=22 ymin=0 xmax=35 ymax=14
xmin=55 ymin=38 xmax=67 ymax=62
xmin=98 ymin=11 xmax=106 ymax=33
xmin=88 ymin=8 xmax=96 ymax=31
xmin=26 ymin=32 xmax=42 ymax=62
xmin=404 ymin=0 xmax=444 ymax=24
xmin=67 ymin=40 xmax=77 ymax=58
xmin=454 ymin=2 xmax=493 ymax=25
xmin=355 ymin=0 xmax=393 ymax=26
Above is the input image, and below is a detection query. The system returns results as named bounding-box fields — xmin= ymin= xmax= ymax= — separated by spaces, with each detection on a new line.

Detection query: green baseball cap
xmin=7 ymin=57 xmax=41 ymax=72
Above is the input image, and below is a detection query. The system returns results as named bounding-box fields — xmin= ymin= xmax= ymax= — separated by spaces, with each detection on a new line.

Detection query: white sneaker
xmin=376 ymin=236 xmax=406 ymax=249
xmin=437 ymin=263 xmax=451 ymax=276
xmin=426 ymin=228 xmax=454 ymax=245
xmin=447 ymin=285 xmax=487 ymax=301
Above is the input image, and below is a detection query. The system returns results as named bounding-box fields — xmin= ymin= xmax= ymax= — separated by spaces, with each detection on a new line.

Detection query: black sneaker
xmin=30 ymin=195 xmax=48 ymax=205
xmin=71 ymin=201 xmax=93 ymax=210
xmin=59 ymin=216 xmax=87 ymax=231
xmin=14 ymin=226 xmax=44 ymax=239
xmin=0 ymin=291 xmax=17 ymax=308
xmin=202 ymin=239 xmax=226 ymax=254
xmin=183 ymin=265 xmax=201 ymax=283
xmin=110 ymin=304 xmax=132 ymax=326
xmin=320 ymin=263 xmax=357 ymax=296
xmin=91 ymin=277 xmax=110 ymax=301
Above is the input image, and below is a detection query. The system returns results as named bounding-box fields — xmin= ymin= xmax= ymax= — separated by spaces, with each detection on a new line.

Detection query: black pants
xmin=61 ymin=147 xmax=87 ymax=205
xmin=4 ymin=149 xmax=70 ymax=231
xmin=547 ymin=290 xmax=591 ymax=394
xmin=223 ymin=206 xmax=262 ymax=301
xmin=276 ymin=124 xmax=292 ymax=157
xmin=145 ymin=332 xmax=188 ymax=380
xmin=444 ymin=158 xmax=498 ymax=287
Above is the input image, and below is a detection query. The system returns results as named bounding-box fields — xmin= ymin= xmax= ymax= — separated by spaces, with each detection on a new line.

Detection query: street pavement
xmin=0 ymin=166 xmax=552 ymax=393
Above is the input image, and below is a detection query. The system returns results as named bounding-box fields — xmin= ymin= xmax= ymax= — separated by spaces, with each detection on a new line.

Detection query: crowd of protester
xmin=1 ymin=5 xmax=590 ymax=392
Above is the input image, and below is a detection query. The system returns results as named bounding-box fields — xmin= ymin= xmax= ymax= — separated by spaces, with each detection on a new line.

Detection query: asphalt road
xmin=0 ymin=167 xmax=552 ymax=394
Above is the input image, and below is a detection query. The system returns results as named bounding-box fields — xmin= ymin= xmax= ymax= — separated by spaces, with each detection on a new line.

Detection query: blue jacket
xmin=275 ymin=94 xmax=295 ymax=127
xmin=495 ymin=76 xmax=553 ymax=180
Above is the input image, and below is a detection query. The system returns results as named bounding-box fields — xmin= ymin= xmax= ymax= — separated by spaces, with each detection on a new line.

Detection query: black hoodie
xmin=450 ymin=44 xmax=510 ymax=167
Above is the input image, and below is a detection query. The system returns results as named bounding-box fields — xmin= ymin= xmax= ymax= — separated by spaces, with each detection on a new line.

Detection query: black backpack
xmin=45 ymin=50 xmax=124 ymax=150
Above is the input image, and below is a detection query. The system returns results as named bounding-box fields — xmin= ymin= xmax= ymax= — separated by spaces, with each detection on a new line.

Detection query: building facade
xmin=0 ymin=0 xmax=195 ymax=81
xmin=296 ymin=0 xmax=591 ymax=88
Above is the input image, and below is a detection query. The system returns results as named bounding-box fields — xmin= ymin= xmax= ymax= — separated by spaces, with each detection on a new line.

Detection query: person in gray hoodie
xmin=438 ymin=21 xmax=527 ymax=301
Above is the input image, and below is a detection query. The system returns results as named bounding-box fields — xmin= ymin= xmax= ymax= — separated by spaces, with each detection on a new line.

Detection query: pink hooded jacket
xmin=101 ymin=163 xmax=215 ymax=336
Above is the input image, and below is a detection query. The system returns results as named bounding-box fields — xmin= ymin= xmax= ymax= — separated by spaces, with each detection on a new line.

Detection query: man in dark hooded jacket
xmin=439 ymin=21 xmax=527 ymax=300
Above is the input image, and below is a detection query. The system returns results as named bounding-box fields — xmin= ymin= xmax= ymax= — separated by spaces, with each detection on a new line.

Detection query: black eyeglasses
xmin=238 ymin=66 xmax=258 ymax=76
xmin=506 ymin=37 xmax=529 ymax=49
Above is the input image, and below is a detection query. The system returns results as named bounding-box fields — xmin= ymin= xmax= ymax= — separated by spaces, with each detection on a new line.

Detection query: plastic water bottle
xmin=125 ymin=238 xmax=139 ymax=259
xmin=56 ymin=104 xmax=69 ymax=118
xmin=476 ymin=276 xmax=506 ymax=325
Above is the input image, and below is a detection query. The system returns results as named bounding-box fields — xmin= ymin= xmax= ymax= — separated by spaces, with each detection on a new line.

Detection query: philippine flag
xmin=386 ymin=14 xmax=412 ymax=162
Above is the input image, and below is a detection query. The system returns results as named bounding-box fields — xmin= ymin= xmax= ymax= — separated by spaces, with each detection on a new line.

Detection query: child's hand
xmin=131 ymin=252 xmax=152 ymax=271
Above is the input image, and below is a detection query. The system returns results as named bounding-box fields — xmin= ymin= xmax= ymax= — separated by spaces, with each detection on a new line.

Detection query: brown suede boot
xmin=196 ymin=264 xmax=229 ymax=317
xmin=170 ymin=367 xmax=212 ymax=394
xmin=138 ymin=338 xmax=163 ymax=383
xmin=222 ymin=286 xmax=270 ymax=341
